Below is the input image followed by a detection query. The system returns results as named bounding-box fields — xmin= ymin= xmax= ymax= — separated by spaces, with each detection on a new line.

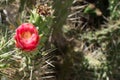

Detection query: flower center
xmin=21 ymin=31 xmax=32 ymax=39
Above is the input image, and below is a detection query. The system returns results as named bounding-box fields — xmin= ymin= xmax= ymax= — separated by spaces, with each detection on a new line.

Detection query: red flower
xmin=15 ymin=23 xmax=40 ymax=51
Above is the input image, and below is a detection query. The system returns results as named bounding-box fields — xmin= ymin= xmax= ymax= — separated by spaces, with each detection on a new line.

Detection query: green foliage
xmin=109 ymin=0 xmax=120 ymax=19
xmin=0 ymin=0 xmax=120 ymax=80
xmin=29 ymin=9 xmax=53 ymax=45
xmin=62 ymin=0 xmax=120 ymax=80
xmin=84 ymin=4 xmax=96 ymax=15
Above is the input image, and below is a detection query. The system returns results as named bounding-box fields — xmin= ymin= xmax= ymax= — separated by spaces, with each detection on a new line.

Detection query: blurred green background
xmin=0 ymin=0 xmax=120 ymax=80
